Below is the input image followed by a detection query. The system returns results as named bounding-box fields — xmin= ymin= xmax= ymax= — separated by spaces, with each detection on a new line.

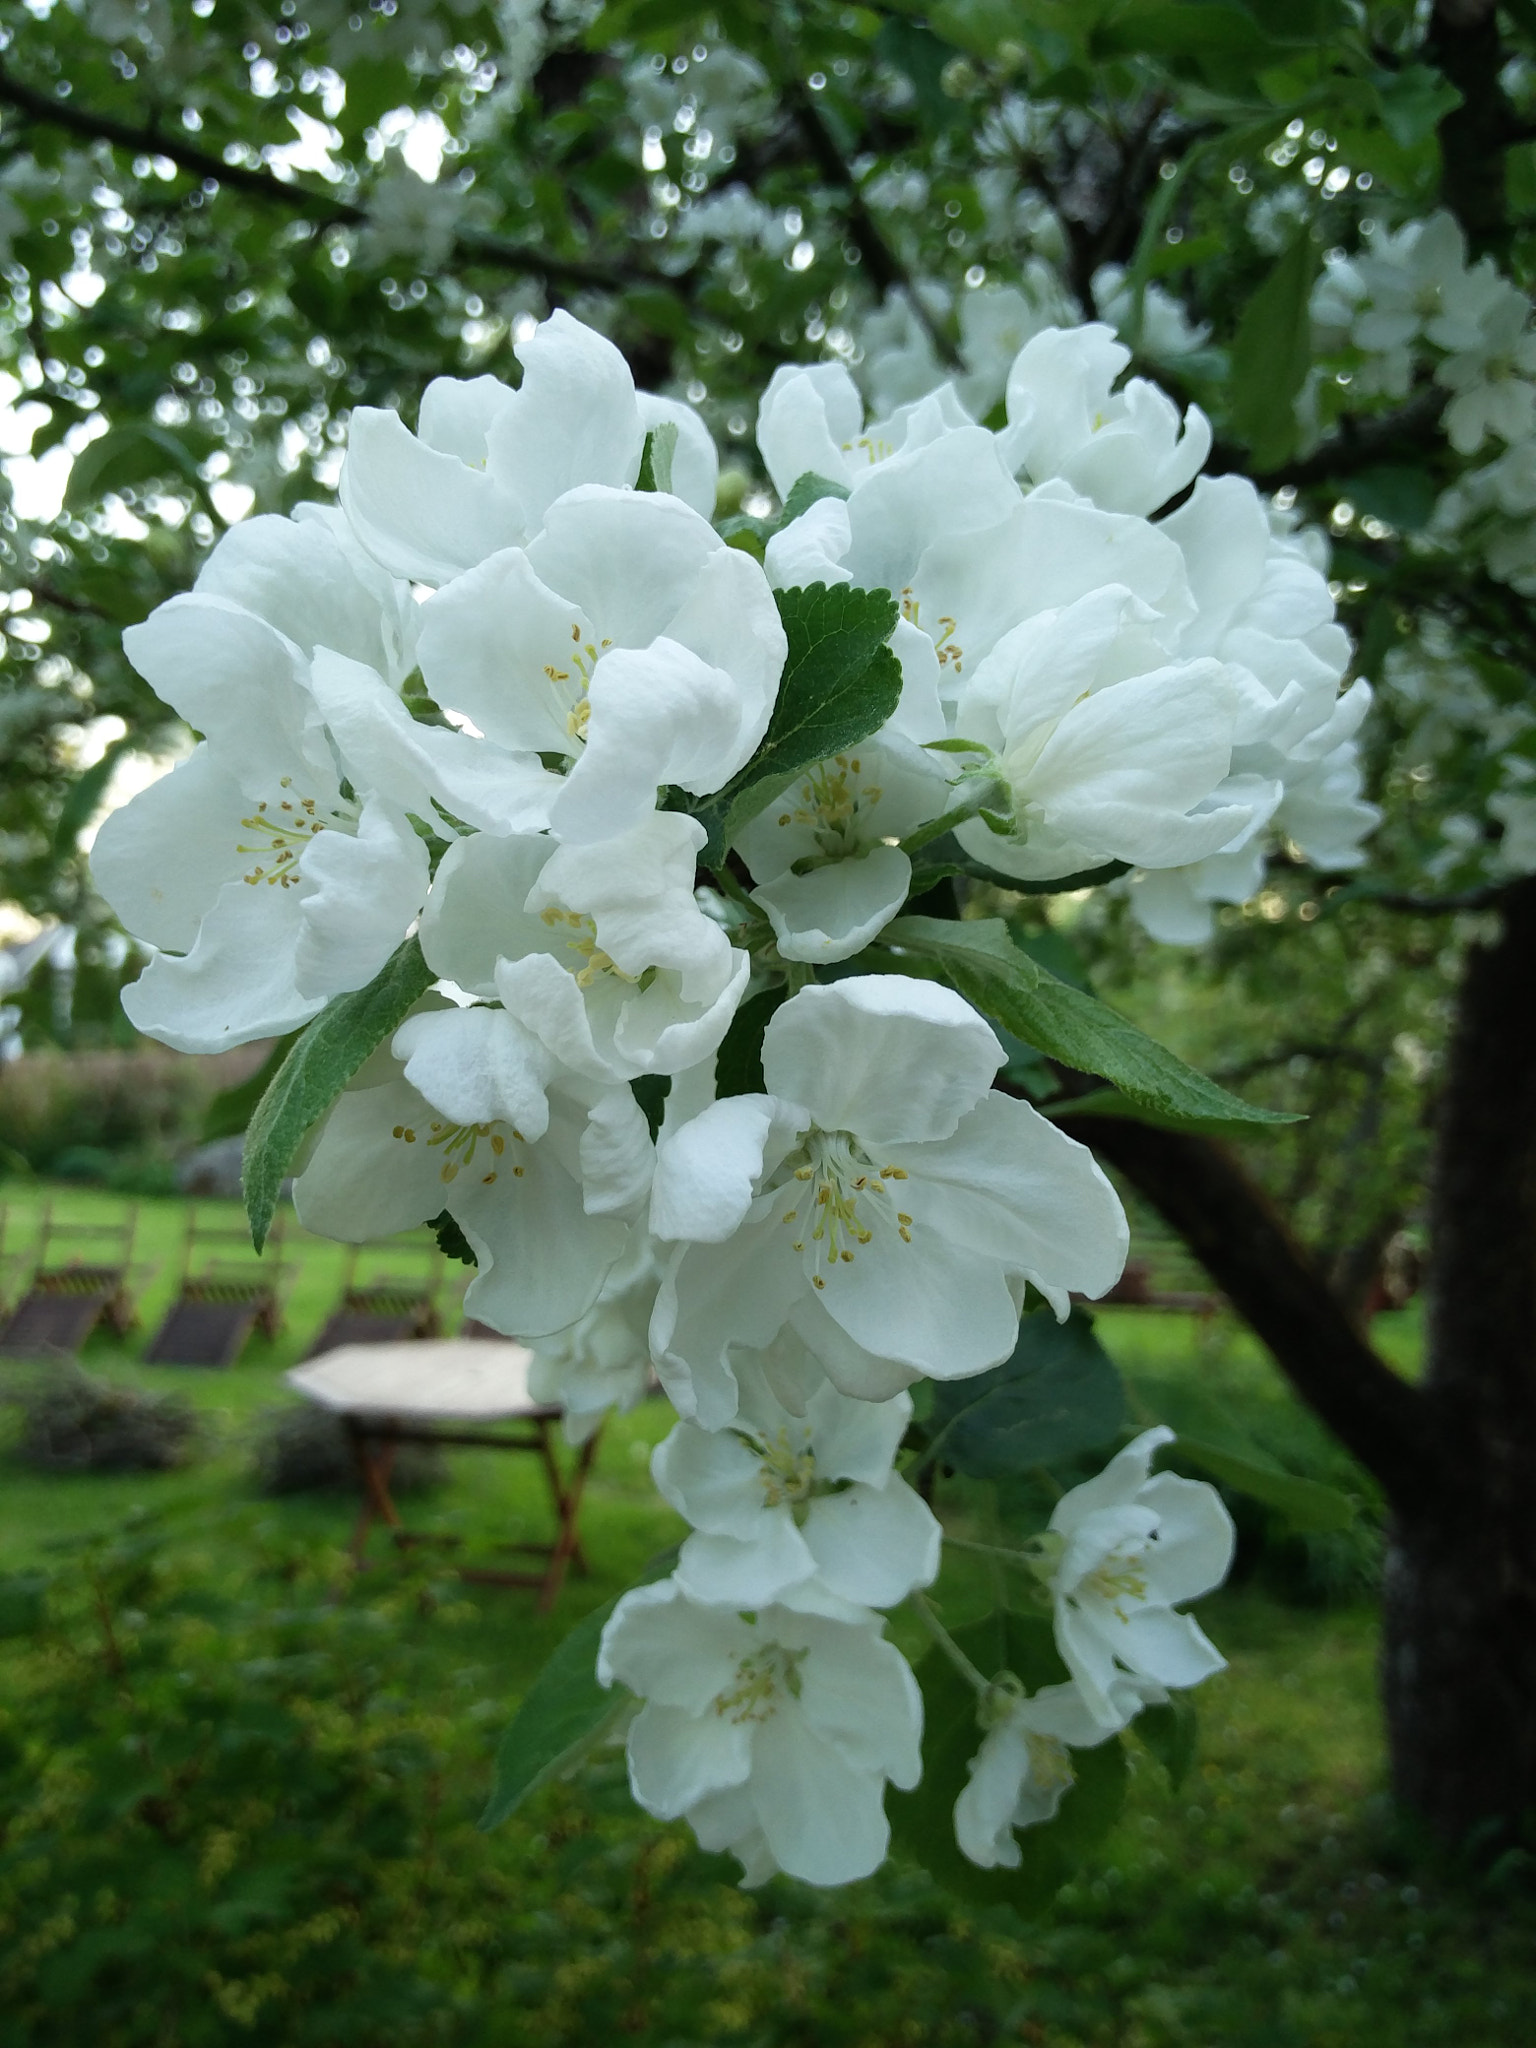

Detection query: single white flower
xmin=1046 ymin=1426 xmax=1235 ymax=1729
xmin=755 ymin=358 xmax=974 ymax=504
xmin=733 ymin=735 xmax=952 ymax=963
xmin=954 ymin=1679 xmax=1125 ymax=1869
xmin=648 ymin=976 xmax=1127 ymax=1427
xmin=339 ymin=309 xmax=645 ymax=584
xmin=950 ymin=586 xmax=1257 ymax=882
xmin=655 ymin=1347 xmax=940 ymax=1608
xmin=997 ymin=324 xmax=1212 ymax=516
xmin=1092 ymin=263 xmax=1210 ymax=363
xmin=598 ymin=1575 xmax=923 ymax=1887
xmin=92 ymin=518 xmax=436 ymax=1052
xmin=418 ymin=814 xmax=748 ymax=1081
xmin=293 ymin=1004 xmax=652 ymax=1337
xmin=413 ymin=483 xmax=786 ymax=844
xmin=526 ymin=1231 xmax=660 ymax=1445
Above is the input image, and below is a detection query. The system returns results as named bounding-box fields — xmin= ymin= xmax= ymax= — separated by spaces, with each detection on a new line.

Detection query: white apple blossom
xmin=1045 ymin=1426 xmax=1235 ymax=1729
xmin=413 ymin=482 xmax=786 ymax=844
xmin=733 ymin=735 xmax=951 ymax=962
xmin=92 ymin=512 xmax=439 ymax=1052
xmin=418 ymin=815 xmax=748 ymax=1081
xmin=997 ymin=324 xmax=1212 ymax=516
xmin=949 ymin=585 xmax=1258 ymax=884
xmin=655 ymin=1347 xmax=940 ymax=1608
xmin=648 ymin=976 xmax=1127 ymax=1427
xmin=293 ymin=1003 xmax=652 ymax=1338
xmin=954 ymin=1679 xmax=1125 ymax=1869
xmin=598 ymin=1575 xmax=922 ymax=1887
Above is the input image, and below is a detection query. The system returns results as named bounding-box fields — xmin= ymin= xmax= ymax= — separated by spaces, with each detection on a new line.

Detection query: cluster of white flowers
xmin=787 ymin=317 xmax=1377 ymax=942
xmin=1315 ymin=212 xmax=1536 ymax=452
xmin=98 ymin=309 xmax=1271 ymax=1888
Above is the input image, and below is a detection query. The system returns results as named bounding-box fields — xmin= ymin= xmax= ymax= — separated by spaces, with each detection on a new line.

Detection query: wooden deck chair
xmin=303 ymin=1232 xmax=445 ymax=1358
xmin=144 ymin=1207 xmax=289 ymax=1368
xmin=0 ymin=1203 xmax=142 ymax=1358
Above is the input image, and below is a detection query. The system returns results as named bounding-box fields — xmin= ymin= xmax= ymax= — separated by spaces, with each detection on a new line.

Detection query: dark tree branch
xmin=0 ymin=63 xmax=654 ymax=293
xmin=1065 ymin=1113 xmax=1441 ymax=1509
xmin=1425 ymin=0 xmax=1516 ymax=253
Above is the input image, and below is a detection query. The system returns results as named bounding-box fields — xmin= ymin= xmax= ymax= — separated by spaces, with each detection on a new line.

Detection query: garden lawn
xmin=1 ymin=1183 xmax=1523 ymax=2048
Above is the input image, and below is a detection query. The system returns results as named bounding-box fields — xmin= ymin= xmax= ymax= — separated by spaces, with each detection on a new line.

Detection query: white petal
xmin=123 ymin=595 xmax=322 ymax=789
xmin=802 ymin=1477 xmax=941 ymax=1605
xmin=1116 ymin=1605 xmax=1227 ymax=1690
xmin=122 ymin=877 xmax=322 ymax=1053
xmin=456 ymin=1131 xmax=628 ymax=1337
xmin=899 ymin=1093 xmax=1129 ymax=1317
xmin=761 ymin=975 xmax=1002 ymax=1148
xmin=751 ymin=1714 xmax=891 ymax=1885
xmin=753 ymin=845 xmax=913 ymax=963
xmin=599 ymin=1580 xmax=745 ymax=1705
xmin=676 ymin=1521 xmax=818 ymax=1606
xmin=627 ymin=1701 xmax=754 ymax=1819
xmin=487 ymin=308 xmax=645 ymax=531
xmin=90 ymin=743 xmax=248 ymax=951
xmin=795 ymin=1618 xmax=924 ymax=1787
xmin=340 ymin=404 xmax=526 ymax=584
xmin=818 ymin=1227 xmax=1023 ymax=1381
xmin=764 ymin=495 xmax=853 ymax=590
xmin=392 ymin=1004 xmax=554 ymax=1139
xmin=196 ymin=507 xmax=410 ymax=679
xmin=418 ymin=830 xmax=557 ymax=998
xmin=1050 ymin=1428 xmax=1174 ymax=1537
xmin=803 ymin=1379 xmax=911 ymax=1484
xmin=650 ymin=1095 xmax=798 ymax=1243
xmin=954 ymin=1720 xmax=1031 ymax=1868
xmin=578 ymin=1087 xmax=654 ymax=1214
xmin=756 ymin=361 xmax=861 ymax=499
xmin=652 ymin=1418 xmax=773 ymax=1535
xmin=293 ymin=797 xmax=429 ymax=1000
xmin=414 ymin=546 xmax=598 ymax=756
xmin=292 ymin=1078 xmax=452 ymax=1241
xmin=1139 ymin=1472 xmax=1237 ymax=1604
xmin=650 ymin=1223 xmax=802 ymax=1429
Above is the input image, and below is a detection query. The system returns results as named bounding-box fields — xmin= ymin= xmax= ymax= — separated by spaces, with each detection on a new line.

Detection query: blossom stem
xmin=907 ymin=1590 xmax=990 ymax=1695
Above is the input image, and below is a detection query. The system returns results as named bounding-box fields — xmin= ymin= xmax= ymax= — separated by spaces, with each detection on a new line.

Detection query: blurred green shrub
xmin=0 ymin=1046 xmax=263 ymax=1182
xmin=13 ymin=1364 xmax=202 ymax=1474
xmin=249 ymin=1403 xmax=446 ymax=1498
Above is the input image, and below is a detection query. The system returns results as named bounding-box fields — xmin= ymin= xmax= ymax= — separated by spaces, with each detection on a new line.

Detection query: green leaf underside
xmin=480 ymin=1545 xmax=679 ymax=1831
xmin=691 ymin=583 xmax=902 ymax=865
xmin=923 ymin=1308 xmax=1125 ymax=1481
xmin=1045 ymin=1083 xmax=1301 ymax=1139
xmin=890 ymin=1608 xmax=1128 ymax=1917
xmin=241 ymin=937 xmax=435 ymax=1253
xmin=887 ymin=917 xmax=1298 ymax=1132
xmin=635 ymin=420 xmax=677 ymax=494
xmin=908 ymin=838 xmax=1130 ymax=897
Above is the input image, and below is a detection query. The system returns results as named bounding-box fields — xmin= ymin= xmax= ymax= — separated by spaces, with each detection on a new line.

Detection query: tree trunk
xmin=1380 ymin=877 xmax=1536 ymax=1844
xmin=1071 ymin=877 xmax=1536 ymax=1845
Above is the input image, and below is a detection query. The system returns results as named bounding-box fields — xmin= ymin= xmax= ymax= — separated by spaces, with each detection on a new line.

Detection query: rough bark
xmin=1380 ymin=876 xmax=1536 ymax=1844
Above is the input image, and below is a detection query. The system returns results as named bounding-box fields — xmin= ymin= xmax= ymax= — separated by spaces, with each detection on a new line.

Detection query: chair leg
xmin=537 ymin=1423 xmax=601 ymax=1611
xmin=346 ymin=1422 xmax=401 ymax=1568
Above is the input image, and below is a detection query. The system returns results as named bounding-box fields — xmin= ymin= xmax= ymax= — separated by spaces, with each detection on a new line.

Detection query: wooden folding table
xmin=286 ymin=1339 xmax=599 ymax=1610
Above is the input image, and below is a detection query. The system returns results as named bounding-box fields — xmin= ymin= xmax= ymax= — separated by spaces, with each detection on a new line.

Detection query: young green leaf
xmin=241 ymin=936 xmax=435 ymax=1252
xmin=921 ymin=1308 xmax=1126 ymax=1481
xmin=691 ymin=583 xmax=902 ymax=864
xmin=887 ymin=917 xmax=1299 ymax=1133
xmin=1169 ymin=1436 xmax=1357 ymax=1533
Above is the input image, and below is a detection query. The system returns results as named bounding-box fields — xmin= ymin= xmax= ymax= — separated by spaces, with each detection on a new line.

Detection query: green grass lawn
xmin=1 ymin=1181 xmax=1524 ymax=2047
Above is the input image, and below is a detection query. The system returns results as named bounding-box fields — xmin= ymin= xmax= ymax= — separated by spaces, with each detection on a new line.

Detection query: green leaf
xmin=890 ymin=1608 xmax=1127 ymax=1916
xmin=1227 ymin=229 xmax=1319 ymax=471
xmin=779 ymin=470 xmax=851 ymax=524
xmin=713 ymin=985 xmax=788 ymax=1098
xmin=1170 ymin=1435 xmax=1357 ymax=1533
xmin=922 ymin=1307 xmax=1125 ymax=1481
xmin=241 ymin=937 xmax=435 ymax=1252
xmin=427 ymin=1209 xmax=478 ymax=1268
xmin=691 ymin=583 xmax=902 ymax=864
xmin=480 ymin=1547 xmax=679 ymax=1830
xmin=907 ymin=834 xmax=1129 ymax=898
xmin=1137 ymin=1695 xmax=1198 ymax=1788
xmin=1373 ymin=64 xmax=1462 ymax=151
xmin=630 ymin=1072 xmax=672 ymax=1139
xmin=636 ymin=421 xmax=677 ymax=494
xmin=63 ymin=423 xmax=203 ymax=510
xmin=887 ymin=917 xmax=1299 ymax=1132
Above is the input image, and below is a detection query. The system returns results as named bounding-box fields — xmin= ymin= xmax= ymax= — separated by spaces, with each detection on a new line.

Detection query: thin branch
xmin=1333 ymin=881 xmax=1511 ymax=915
xmin=0 ymin=62 xmax=653 ymax=293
